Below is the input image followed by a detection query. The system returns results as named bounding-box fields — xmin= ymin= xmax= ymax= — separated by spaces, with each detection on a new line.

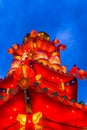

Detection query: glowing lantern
xmin=12 ymin=44 xmax=19 ymax=50
xmin=8 ymin=48 xmax=14 ymax=54
xmin=37 ymin=32 xmax=50 ymax=41
xmin=78 ymin=70 xmax=87 ymax=80
xmin=53 ymin=39 xmax=60 ymax=44
xmin=59 ymin=44 xmax=66 ymax=50
xmin=1 ymin=30 xmax=87 ymax=130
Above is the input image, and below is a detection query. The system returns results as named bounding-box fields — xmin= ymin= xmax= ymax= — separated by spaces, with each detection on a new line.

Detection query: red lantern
xmin=78 ymin=70 xmax=87 ymax=80
xmin=59 ymin=44 xmax=66 ymax=50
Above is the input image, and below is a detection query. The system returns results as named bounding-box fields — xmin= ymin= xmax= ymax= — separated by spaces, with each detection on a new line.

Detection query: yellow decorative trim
xmin=34 ymin=42 xmax=37 ymax=48
xmin=17 ymin=114 xmax=26 ymax=126
xmin=7 ymin=88 xmax=10 ymax=94
xmin=32 ymin=112 xmax=43 ymax=130
xmin=36 ymin=74 xmax=42 ymax=81
xmin=32 ymin=112 xmax=42 ymax=125
xmin=61 ymin=82 xmax=65 ymax=90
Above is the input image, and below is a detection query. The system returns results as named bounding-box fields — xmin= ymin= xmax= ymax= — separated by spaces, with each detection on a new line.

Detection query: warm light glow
xmin=72 ymin=110 xmax=75 ymax=113
xmin=32 ymin=112 xmax=42 ymax=125
xmin=1 ymin=30 xmax=87 ymax=129
xmin=52 ymin=52 xmax=58 ymax=56
xmin=57 ymin=77 xmax=59 ymax=80
xmin=61 ymin=82 xmax=65 ymax=90
xmin=19 ymin=126 xmax=25 ymax=130
xmin=52 ymin=76 xmax=54 ymax=79
xmin=17 ymin=114 xmax=26 ymax=125
xmin=7 ymin=88 xmax=10 ymax=94
xmin=22 ymin=51 xmax=28 ymax=61
xmin=11 ymin=84 xmax=14 ymax=87
xmin=34 ymin=43 xmax=36 ymax=48
xmin=46 ymin=105 xmax=49 ymax=108
xmin=13 ymin=107 xmax=17 ymax=112
xmin=14 ymin=55 xmax=21 ymax=60
xmin=10 ymin=116 xmax=13 ymax=120
xmin=34 ymin=124 xmax=43 ymax=130
xmin=60 ymin=79 xmax=62 ymax=81
xmin=28 ymin=120 xmax=31 ymax=123
xmin=36 ymin=74 xmax=42 ymax=81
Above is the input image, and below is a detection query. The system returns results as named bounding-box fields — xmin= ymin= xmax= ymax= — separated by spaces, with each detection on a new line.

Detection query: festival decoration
xmin=0 ymin=30 xmax=87 ymax=130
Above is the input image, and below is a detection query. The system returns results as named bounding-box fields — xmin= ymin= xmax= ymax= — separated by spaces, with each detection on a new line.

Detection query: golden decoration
xmin=17 ymin=112 xmax=43 ymax=130
xmin=61 ymin=82 xmax=65 ymax=90
xmin=17 ymin=114 xmax=26 ymax=126
xmin=37 ymin=32 xmax=50 ymax=41
xmin=32 ymin=112 xmax=43 ymax=130
xmin=19 ymin=77 xmax=28 ymax=90
xmin=32 ymin=112 xmax=42 ymax=125
xmin=23 ymin=33 xmax=30 ymax=43
xmin=34 ymin=42 xmax=37 ymax=48
xmin=36 ymin=74 xmax=42 ymax=81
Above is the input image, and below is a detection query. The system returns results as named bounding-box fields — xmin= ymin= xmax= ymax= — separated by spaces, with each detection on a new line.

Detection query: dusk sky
xmin=0 ymin=0 xmax=87 ymax=103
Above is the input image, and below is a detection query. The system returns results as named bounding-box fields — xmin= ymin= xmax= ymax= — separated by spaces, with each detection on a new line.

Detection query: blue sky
xmin=0 ymin=0 xmax=87 ymax=103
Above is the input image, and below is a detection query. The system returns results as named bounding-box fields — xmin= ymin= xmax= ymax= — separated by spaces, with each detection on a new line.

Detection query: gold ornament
xmin=19 ymin=77 xmax=28 ymax=90
xmin=37 ymin=32 xmax=50 ymax=41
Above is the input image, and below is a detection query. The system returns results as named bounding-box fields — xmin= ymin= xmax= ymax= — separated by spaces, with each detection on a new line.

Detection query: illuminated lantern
xmin=78 ymin=70 xmax=87 ymax=80
xmin=53 ymin=39 xmax=60 ymax=45
xmin=8 ymin=48 xmax=15 ymax=55
xmin=1 ymin=30 xmax=87 ymax=130
xmin=37 ymin=31 xmax=50 ymax=41
xmin=14 ymin=46 xmax=24 ymax=56
xmin=12 ymin=44 xmax=19 ymax=50
xmin=59 ymin=44 xmax=66 ymax=50
xmin=36 ymin=38 xmax=56 ymax=53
